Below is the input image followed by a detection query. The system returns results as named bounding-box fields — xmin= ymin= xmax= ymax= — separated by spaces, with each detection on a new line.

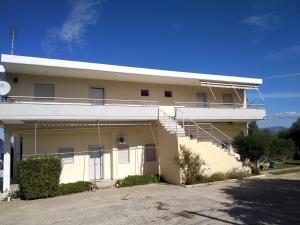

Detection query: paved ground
xmin=0 ymin=173 xmax=300 ymax=225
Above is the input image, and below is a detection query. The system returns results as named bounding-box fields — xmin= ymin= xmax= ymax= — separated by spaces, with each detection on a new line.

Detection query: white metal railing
xmin=175 ymin=101 xmax=264 ymax=109
xmin=3 ymin=96 xmax=159 ymax=106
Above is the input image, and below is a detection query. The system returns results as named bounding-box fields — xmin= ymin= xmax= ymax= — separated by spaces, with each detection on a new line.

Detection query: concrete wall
xmin=178 ymin=137 xmax=245 ymax=176
xmin=157 ymin=124 xmax=181 ymax=184
xmin=18 ymin=125 xmax=158 ymax=183
xmin=6 ymin=73 xmax=244 ymax=105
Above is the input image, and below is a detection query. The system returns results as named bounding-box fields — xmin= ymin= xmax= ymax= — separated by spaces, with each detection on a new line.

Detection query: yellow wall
xmin=7 ymin=74 xmax=244 ymax=105
xmin=19 ymin=125 xmax=159 ymax=183
xmin=157 ymin=124 xmax=181 ymax=184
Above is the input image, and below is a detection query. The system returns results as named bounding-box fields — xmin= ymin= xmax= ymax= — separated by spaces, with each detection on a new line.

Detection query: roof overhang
xmin=1 ymin=54 xmax=263 ymax=87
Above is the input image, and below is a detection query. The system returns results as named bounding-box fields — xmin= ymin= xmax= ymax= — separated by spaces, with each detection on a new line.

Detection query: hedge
xmin=116 ymin=175 xmax=158 ymax=187
xmin=17 ymin=157 xmax=62 ymax=200
xmin=59 ymin=181 xmax=95 ymax=195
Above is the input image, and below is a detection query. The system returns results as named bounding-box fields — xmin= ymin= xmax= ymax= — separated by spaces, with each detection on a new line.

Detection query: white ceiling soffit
xmin=1 ymin=54 xmax=263 ymax=86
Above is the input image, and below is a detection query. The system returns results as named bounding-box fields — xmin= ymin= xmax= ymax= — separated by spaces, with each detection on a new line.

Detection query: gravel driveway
xmin=0 ymin=173 xmax=299 ymax=225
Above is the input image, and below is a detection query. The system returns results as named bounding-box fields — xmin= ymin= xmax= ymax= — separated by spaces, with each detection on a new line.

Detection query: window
xmin=141 ymin=89 xmax=149 ymax=96
xmin=164 ymin=91 xmax=172 ymax=98
xmin=118 ymin=148 xmax=129 ymax=164
xmin=34 ymin=83 xmax=55 ymax=98
xmin=145 ymin=144 xmax=156 ymax=162
xmin=197 ymin=93 xmax=207 ymax=106
xmin=223 ymin=94 xmax=233 ymax=105
xmin=58 ymin=148 xmax=74 ymax=165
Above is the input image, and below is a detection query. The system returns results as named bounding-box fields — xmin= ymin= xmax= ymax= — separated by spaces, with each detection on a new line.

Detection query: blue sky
xmin=0 ymin=0 xmax=300 ymax=129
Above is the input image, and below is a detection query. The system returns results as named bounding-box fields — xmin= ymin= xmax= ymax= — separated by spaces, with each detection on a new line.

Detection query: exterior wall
xmin=6 ymin=73 xmax=244 ymax=105
xmin=157 ymin=124 xmax=181 ymax=184
xmin=212 ymin=122 xmax=247 ymax=138
xmin=18 ymin=125 xmax=158 ymax=183
xmin=178 ymin=137 xmax=246 ymax=176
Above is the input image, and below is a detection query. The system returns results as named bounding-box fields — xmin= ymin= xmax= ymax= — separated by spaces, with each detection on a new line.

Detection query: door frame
xmin=88 ymin=145 xmax=104 ymax=181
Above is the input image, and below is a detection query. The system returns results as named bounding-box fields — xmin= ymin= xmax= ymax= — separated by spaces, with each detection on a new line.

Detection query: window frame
xmin=34 ymin=83 xmax=55 ymax=99
xmin=164 ymin=91 xmax=172 ymax=98
xmin=141 ymin=89 xmax=149 ymax=97
xmin=58 ymin=148 xmax=74 ymax=165
xmin=223 ymin=94 xmax=234 ymax=105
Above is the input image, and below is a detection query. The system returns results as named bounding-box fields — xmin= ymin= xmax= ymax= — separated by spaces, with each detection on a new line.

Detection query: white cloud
xmin=42 ymin=0 xmax=106 ymax=55
xmin=265 ymin=45 xmax=300 ymax=62
xmin=265 ymin=111 xmax=300 ymax=120
xmin=264 ymin=92 xmax=300 ymax=99
xmin=266 ymin=72 xmax=300 ymax=79
xmin=242 ymin=13 xmax=280 ymax=28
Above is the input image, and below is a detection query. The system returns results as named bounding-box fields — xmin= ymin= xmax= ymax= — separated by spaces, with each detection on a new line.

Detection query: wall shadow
xmin=220 ymin=178 xmax=300 ymax=225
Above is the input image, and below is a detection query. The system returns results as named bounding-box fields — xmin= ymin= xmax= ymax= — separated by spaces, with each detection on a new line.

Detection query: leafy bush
xmin=226 ymin=167 xmax=250 ymax=179
xmin=208 ymin=172 xmax=226 ymax=182
xmin=17 ymin=157 xmax=62 ymax=200
xmin=59 ymin=181 xmax=96 ymax=195
xmin=116 ymin=175 xmax=158 ymax=187
xmin=175 ymin=145 xmax=206 ymax=185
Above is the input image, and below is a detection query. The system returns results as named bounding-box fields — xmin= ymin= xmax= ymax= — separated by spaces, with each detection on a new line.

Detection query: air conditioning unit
xmin=117 ymin=136 xmax=127 ymax=145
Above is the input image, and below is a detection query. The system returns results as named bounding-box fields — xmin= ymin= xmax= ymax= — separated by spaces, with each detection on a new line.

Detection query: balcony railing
xmin=175 ymin=101 xmax=264 ymax=109
xmin=3 ymin=96 xmax=159 ymax=107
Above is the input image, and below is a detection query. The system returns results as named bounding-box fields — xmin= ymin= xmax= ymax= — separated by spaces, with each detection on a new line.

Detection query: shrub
xmin=17 ymin=157 xmax=62 ymax=200
xmin=59 ymin=181 xmax=96 ymax=195
xmin=226 ymin=167 xmax=250 ymax=179
xmin=208 ymin=172 xmax=226 ymax=182
xmin=116 ymin=175 xmax=158 ymax=187
xmin=175 ymin=145 xmax=206 ymax=185
xmin=269 ymin=138 xmax=296 ymax=161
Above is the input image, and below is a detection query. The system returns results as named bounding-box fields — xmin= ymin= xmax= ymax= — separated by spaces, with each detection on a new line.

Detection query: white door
xmin=88 ymin=145 xmax=104 ymax=181
xmin=197 ymin=93 xmax=207 ymax=107
xmin=89 ymin=87 xmax=104 ymax=105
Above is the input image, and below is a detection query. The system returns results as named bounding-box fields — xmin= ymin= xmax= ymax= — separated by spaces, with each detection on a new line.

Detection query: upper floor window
xmin=223 ymin=94 xmax=233 ymax=105
xmin=34 ymin=83 xmax=54 ymax=98
xmin=197 ymin=93 xmax=207 ymax=106
xmin=164 ymin=91 xmax=172 ymax=98
xmin=141 ymin=89 xmax=149 ymax=96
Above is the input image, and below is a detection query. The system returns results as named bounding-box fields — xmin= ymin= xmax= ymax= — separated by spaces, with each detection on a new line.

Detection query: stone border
xmin=181 ymin=174 xmax=266 ymax=188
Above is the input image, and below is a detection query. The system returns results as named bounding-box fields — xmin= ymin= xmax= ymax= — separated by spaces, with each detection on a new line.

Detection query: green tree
xmin=287 ymin=118 xmax=300 ymax=159
xmin=248 ymin=121 xmax=259 ymax=135
xmin=232 ymin=132 xmax=269 ymax=173
xmin=269 ymin=138 xmax=296 ymax=161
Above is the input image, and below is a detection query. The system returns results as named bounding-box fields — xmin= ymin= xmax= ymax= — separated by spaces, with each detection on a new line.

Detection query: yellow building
xmin=0 ymin=54 xmax=265 ymax=193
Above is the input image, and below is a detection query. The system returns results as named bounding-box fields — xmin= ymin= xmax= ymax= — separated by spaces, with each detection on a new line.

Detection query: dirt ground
xmin=0 ymin=173 xmax=299 ymax=225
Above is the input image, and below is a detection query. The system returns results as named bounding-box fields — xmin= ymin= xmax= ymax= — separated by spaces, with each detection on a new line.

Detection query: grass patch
xmin=275 ymin=160 xmax=300 ymax=169
xmin=269 ymin=168 xmax=300 ymax=175
xmin=116 ymin=175 xmax=158 ymax=187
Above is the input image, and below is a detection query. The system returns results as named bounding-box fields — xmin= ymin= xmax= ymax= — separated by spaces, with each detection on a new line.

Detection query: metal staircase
xmin=158 ymin=109 xmax=185 ymax=136
xmin=158 ymin=108 xmax=237 ymax=156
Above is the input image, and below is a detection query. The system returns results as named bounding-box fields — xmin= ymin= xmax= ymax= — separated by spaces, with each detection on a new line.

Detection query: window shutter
xmin=118 ymin=148 xmax=129 ymax=164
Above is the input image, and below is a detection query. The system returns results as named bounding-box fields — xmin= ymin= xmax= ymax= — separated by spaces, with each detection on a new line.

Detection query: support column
xmin=3 ymin=126 xmax=11 ymax=193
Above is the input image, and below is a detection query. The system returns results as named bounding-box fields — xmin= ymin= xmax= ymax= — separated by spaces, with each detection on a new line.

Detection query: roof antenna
xmin=10 ymin=26 xmax=16 ymax=55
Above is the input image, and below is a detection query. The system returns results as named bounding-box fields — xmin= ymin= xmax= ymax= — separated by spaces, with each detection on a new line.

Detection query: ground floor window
xmin=58 ymin=148 xmax=74 ymax=165
xmin=145 ymin=144 xmax=156 ymax=161
xmin=118 ymin=148 xmax=129 ymax=164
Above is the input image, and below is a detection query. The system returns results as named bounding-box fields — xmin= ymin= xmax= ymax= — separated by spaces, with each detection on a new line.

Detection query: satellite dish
xmin=0 ymin=81 xmax=11 ymax=95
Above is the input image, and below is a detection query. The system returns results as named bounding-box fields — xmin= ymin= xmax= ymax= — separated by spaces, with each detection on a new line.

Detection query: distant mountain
xmin=264 ymin=126 xmax=288 ymax=133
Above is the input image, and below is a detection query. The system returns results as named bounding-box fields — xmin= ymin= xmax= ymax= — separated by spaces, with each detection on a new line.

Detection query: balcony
xmin=175 ymin=101 xmax=266 ymax=121
xmin=0 ymin=96 xmax=159 ymax=122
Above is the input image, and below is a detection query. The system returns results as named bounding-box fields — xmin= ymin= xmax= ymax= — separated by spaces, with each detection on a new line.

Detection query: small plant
xmin=208 ymin=172 xmax=226 ymax=182
xmin=175 ymin=145 xmax=206 ymax=185
xmin=59 ymin=181 xmax=96 ymax=195
xmin=116 ymin=175 xmax=158 ymax=187
xmin=226 ymin=167 xmax=250 ymax=179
